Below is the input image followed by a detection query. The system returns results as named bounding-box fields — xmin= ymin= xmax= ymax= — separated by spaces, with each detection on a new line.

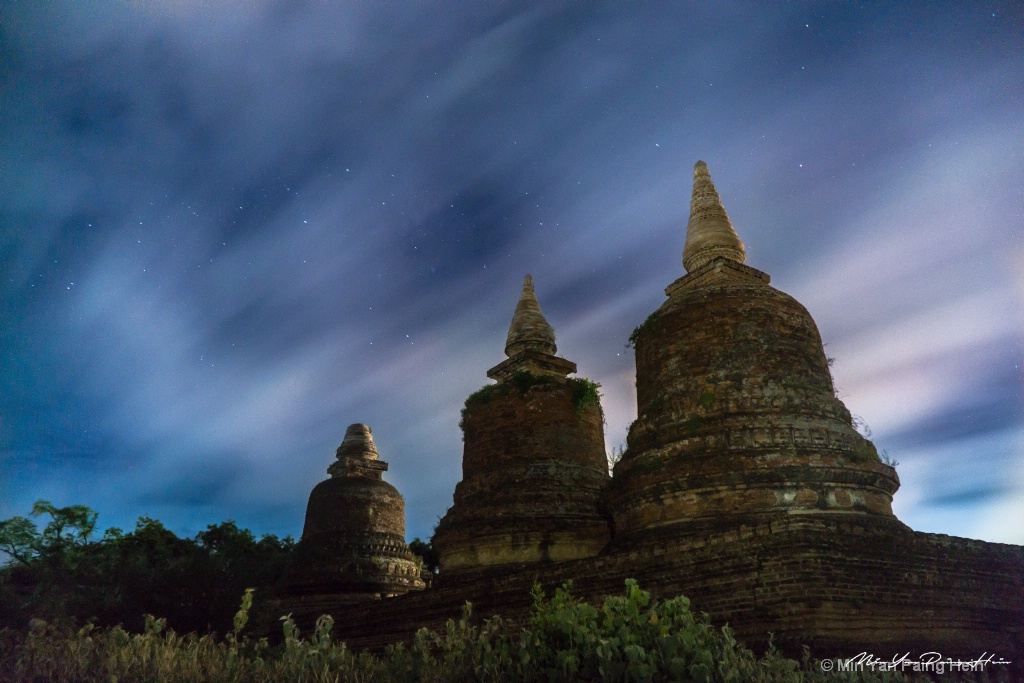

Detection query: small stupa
xmin=608 ymin=161 xmax=903 ymax=548
xmin=432 ymin=275 xmax=612 ymax=572
xmin=284 ymin=424 xmax=425 ymax=602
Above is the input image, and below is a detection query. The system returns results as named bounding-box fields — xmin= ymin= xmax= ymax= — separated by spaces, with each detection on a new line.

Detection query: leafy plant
xmin=460 ymin=371 xmax=601 ymax=432
xmin=0 ymin=500 xmax=97 ymax=567
xmin=409 ymin=537 xmax=439 ymax=576
xmin=460 ymin=370 xmax=555 ymax=428
xmin=627 ymin=311 xmax=660 ymax=349
xmin=607 ymin=444 xmax=626 ymax=475
xmin=879 ymin=450 xmax=899 ymax=468
xmin=852 ymin=414 xmax=873 ymax=439
xmin=567 ymin=377 xmax=602 ymax=416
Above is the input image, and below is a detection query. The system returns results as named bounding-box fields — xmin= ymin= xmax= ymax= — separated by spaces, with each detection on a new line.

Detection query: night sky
xmin=2 ymin=2 xmax=1022 ymax=547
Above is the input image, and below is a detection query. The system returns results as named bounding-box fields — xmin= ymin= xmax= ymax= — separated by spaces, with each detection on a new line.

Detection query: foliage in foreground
xmin=0 ymin=580 xmax=973 ymax=683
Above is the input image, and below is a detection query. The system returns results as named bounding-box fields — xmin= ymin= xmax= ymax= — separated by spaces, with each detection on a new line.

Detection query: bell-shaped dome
xmin=285 ymin=423 xmax=424 ymax=601
xmin=609 ymin=162 xmax=900 ymax=550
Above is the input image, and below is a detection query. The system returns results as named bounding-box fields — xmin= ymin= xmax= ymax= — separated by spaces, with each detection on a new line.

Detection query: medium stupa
xmin=432 ymin=275 xmax=612 ymax=571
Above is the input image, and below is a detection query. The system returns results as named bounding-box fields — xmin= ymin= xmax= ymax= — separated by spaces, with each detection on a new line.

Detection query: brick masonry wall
xmin=275 ymin=519 xmax=1022 ymax=667
xmin=433 ymin=381 xmax=612 ymax=569
xmin=610 ymin=265 xmax=901 ymax=546
xmin=303 ymin=477 xmax=406 ymax=539
xmin=283 ymin=473 xmax=425 ymax=599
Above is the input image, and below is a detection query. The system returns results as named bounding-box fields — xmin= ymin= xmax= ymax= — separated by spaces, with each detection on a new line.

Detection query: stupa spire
xmin=488 ymin=275 xmax=576 ymax=381
xmin=682 ymin=160 xmax=746 ymax=272
xmin=329 ymin=423 xmax=386 ymax=479
xmin=335 ymin=423 xmax=379 ymax=460
xmin=504 ymin=274 xmax=557 ymax=357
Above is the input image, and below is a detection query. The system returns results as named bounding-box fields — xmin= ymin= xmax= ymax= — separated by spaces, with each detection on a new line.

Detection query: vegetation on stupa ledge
xmin=0 ymin=580 xmax=961 ymax=683
xmin=460 ymin=370 xmax=603 ymax=431
xmin=627 ymin=310 xmax=661 ymax=349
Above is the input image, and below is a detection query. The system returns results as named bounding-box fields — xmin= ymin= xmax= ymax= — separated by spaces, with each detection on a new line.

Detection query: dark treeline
xmin=0 ymin=501 xmax=438 ymax=636
xmin=0 ymin=500 xmax=297 ymax=635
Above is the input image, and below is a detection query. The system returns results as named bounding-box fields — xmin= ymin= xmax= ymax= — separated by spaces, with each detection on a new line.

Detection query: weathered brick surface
xmin=285 ymin=479 xmax=424 ymax=599
xmin=609 ymin=258 xmax=900 ymax=548
xmin=277 ymin=517 xmax=1021 ymax=666
xmin=433 ymin=381 xmax=612 ymax=570
xmin=281 ymin=424 xmax=424 ymax=604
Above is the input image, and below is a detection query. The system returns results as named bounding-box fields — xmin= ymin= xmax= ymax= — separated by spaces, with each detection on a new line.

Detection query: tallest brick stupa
xmin=608 ymin=160 xmax=904 ymax=548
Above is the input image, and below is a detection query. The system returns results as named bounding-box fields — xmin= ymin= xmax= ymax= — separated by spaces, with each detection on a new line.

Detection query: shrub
xmin=460 ymin=371 xmax=601 ymax=432
xmin=567 ymin=377 xmax=602 ymax=416
xmin=627 ymin=311 xmax=660 ymax=349
xmin=0 ymin=580 xmax=968 ymax=682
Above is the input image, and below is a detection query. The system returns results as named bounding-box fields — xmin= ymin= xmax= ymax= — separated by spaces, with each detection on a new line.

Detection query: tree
xmin=0 ymin=501 xmax=295 ymax=634
xmin=0 ymin=516 xmax=38 ymax=566
xmin=409 ymin=537 xmax=439 ymax=576
xmin=0 ymin=500 xmax=97 ymax=567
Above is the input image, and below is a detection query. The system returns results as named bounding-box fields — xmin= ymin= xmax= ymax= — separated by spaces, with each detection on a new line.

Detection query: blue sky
xmin=2 ymin=1 xmax=1021 ymax=546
